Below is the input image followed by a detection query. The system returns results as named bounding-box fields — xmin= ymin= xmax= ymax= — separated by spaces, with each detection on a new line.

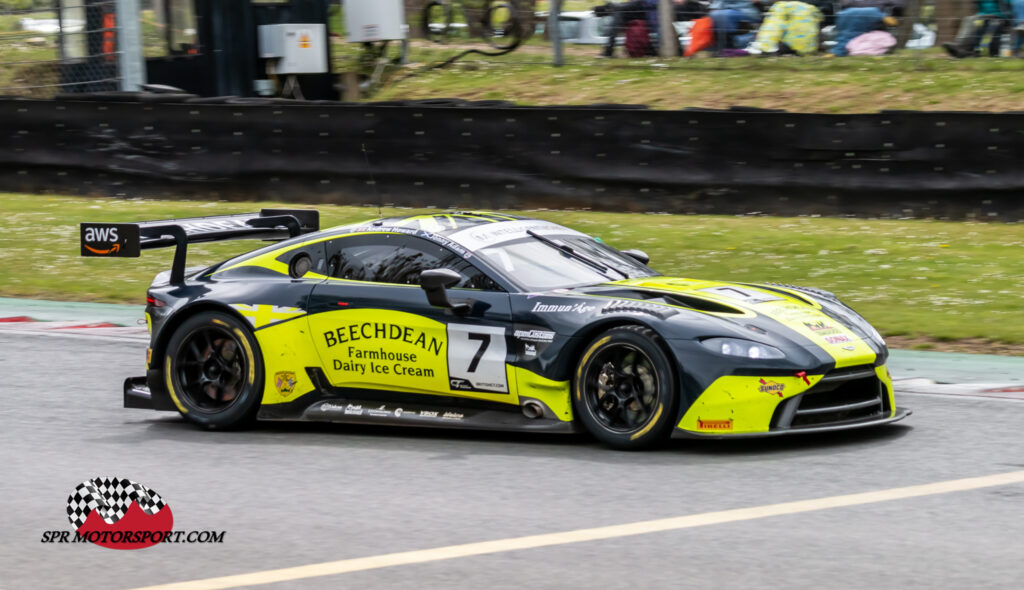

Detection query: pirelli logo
xmin=697 ymin=418 xmax=734 ymax=431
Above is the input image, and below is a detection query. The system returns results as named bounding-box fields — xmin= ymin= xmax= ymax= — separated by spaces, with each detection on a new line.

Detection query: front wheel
xmin=574 ymin=326 xmax=678 ymax=450
xmin=163 ymin=311 xmax=263 ymax=429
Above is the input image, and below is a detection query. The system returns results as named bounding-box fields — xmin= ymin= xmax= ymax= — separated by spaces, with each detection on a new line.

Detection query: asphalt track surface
xmin=4 ymin=331 xmax=1024 ymax=590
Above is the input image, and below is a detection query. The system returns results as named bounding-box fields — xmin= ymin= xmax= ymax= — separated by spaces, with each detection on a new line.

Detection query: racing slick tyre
xmin=573 ymin=325 xmax=678 ymax=450
xmin=163 ymin=311 xmax=263 ymax=430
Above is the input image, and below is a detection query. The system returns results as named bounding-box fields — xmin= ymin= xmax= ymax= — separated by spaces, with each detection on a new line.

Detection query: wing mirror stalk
xmin=419 ymin=269 xmax=471 ymax=314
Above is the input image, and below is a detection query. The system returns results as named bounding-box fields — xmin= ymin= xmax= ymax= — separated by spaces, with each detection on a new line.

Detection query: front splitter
xmin=672 ymin=408 xmax=912 ymax=439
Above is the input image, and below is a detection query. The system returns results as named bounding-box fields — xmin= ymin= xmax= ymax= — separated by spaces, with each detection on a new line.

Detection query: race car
xmin=81 ymin=210 xmax=910 ymax=449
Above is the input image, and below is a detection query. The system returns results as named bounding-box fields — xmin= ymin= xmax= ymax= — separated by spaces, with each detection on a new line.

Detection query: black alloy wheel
xmin=165 ymin=311 xmax=263 ymax=429
xmin=574 ymin=325 xmax=678 ymax=449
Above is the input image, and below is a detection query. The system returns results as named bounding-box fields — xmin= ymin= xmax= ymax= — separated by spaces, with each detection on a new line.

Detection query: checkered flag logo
xmin=66 ymin=477 xmax=168 ymax=530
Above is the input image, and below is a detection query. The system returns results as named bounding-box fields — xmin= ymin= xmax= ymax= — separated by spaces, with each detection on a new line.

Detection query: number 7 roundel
xmin=446 ymin=324 xmax=508 ymax=393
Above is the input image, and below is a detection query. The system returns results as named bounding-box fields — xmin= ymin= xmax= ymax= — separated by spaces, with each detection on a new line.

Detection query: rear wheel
xmin=164 ymin=311 xmax=263 ymax=429
xmin=573 ymin=326 xmax=678 ymax=450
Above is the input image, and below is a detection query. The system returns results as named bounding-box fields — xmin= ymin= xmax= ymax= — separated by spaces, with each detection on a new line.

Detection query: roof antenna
xmin=361 ymin=143 xmax=382 ymax=219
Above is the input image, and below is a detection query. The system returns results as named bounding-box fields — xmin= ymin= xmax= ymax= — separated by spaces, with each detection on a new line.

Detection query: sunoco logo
xmin=758 ymin=379 xmax=785 ymax=397
xmin=40 ymin=477 xmax=224 ymax=549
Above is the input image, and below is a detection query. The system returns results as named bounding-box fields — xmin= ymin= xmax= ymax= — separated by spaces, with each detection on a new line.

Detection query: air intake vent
xmin=770 ymin=366 xmax=889 ymax=430
xmin=661 ymin=294 xmax=744 ymax=315
xmin=597 ymin=290 xmax=744 ymax=315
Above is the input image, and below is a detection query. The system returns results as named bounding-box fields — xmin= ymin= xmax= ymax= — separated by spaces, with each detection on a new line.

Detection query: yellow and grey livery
xmin=96 ymin=210 xmax=908 ymax=449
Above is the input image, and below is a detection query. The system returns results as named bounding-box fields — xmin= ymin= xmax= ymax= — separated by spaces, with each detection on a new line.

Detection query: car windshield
xmin=475 ymin=234 xmax=658 ymax=292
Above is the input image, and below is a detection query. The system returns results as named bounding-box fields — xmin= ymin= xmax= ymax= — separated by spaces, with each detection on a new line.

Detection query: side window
xmin=325 ymin=234 xmax=502 ymax=290
xmin=443 ymin=256 xmax=503 ymax=291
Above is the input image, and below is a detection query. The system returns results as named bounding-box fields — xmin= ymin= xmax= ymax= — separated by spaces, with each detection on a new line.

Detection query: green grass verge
xmin=1 ymin=193 xmax=1021 ymax=344
xmin=361 ymin=45 xmax=1024 ymax=112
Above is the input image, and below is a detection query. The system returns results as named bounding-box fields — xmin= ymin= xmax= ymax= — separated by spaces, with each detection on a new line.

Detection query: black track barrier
xmin=1 ymin=96 xmax=1022 ymax=220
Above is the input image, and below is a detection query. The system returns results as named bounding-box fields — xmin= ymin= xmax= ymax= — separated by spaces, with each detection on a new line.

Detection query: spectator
xmin=676 ymin=0 xmax=711 ymax=21
xmin=708 ymin=0 xmax=762 ymax=52
xmin=803 ymin=0 xmax=837 ymax=27
xmin=837 ymin=0 xmax=905 ymax=16
xmin=1014 ymin=0 xmax=1024 ymax=54
xmin=597 ymin=0 xmax=660 ymax=57
xmin=942 ymin=0 xmax=1013 ymax=57
xmin=749 ymin=1 xmax=823 ymax=55
xmin=830 ymin=2 xmax=900 ymax=56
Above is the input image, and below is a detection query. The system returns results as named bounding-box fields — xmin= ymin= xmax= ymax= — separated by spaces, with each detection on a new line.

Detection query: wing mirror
xmin=419 ymin=269 xmax=471 ymax=313
xmin=621 ymin=249 xmax=650 ymax=265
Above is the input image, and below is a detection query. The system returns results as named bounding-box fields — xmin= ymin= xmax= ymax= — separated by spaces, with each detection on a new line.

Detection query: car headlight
xmin=700 ymin=338 xmax=786 ymax=360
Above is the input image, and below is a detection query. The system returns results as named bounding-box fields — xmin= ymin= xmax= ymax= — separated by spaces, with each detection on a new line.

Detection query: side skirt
xmin=297 ymin=398 xmax=578 ymax=434
xmin=256 ymin=368 xmax=580 ymax=434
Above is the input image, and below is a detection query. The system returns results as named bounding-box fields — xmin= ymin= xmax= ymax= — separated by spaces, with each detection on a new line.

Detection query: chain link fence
xmin=3 ymin=1 xmax=1019 ymax=101
xmin=343 ymin=0 xmax=1021 ymax=69
xmin=0 ymin=0 xmax=121 ymax=97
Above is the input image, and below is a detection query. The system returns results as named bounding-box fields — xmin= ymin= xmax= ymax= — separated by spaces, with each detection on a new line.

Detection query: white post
xmin=658 ymin=0 xmax=675 ymax=58
xmin=116 ymin=0 xmax=147 ymax=90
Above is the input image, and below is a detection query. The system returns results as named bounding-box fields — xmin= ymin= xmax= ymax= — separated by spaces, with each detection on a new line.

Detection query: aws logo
xmin=80 ymin=223 xmax=139 ymax=257
xmin=83 ymin=226 xmax=120 ymax=254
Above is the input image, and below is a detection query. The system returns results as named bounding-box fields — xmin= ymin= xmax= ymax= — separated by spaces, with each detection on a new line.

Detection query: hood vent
xmin=661 ymin=294 xmax=745 ymax=315
xmin=757 ymin=283 xmax=835 ymax=306
xmin=598 ymin=289 xmax=744 ymax=315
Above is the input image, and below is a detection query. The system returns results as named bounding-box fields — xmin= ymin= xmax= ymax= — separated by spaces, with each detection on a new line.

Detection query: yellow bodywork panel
xmin=230 ymin=303 xmax=306 ymax=329
xmin=678 ymin=373 xmax=824 ymax=434
xmin=748 ymin=299 xmax=876 ymax=368
xmin=254 ymin=317 xmax=322 ymax=405
xmin=512 ymin=366 xmax=572 ymax=422
xmin=307 ymin=308 xmax=519 ymax=406
xmin=876 ymin=364 xmax=896 ymax=417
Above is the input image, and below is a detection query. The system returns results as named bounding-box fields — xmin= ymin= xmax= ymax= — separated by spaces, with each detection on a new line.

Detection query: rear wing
xmin=81 ymin=209 xmax=319 ymax=284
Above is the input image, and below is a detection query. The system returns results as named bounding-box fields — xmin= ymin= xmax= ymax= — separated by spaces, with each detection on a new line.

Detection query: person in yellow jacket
xmin=749 ymin=0 xmax=823 ymax=55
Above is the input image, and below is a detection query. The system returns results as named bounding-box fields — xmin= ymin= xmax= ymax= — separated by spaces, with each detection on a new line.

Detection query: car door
xmin=306 ymin=232 xmax=516 ymax=405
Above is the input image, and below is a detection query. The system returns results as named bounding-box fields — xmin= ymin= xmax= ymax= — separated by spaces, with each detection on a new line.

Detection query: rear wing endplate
xmin=81 ymin=209 xmax=319 ymax=284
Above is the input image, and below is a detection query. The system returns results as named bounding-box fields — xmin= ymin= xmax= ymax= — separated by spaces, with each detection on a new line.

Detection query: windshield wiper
xmin=526 ymin=230 xmax=628 ymax=280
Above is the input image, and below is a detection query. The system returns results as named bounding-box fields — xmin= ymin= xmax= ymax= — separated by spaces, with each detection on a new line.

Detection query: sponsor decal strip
xmin=130 ymin=470 xmax=1024 ymax=589
xmin=314 ymin=401 xmax=464 ymax=422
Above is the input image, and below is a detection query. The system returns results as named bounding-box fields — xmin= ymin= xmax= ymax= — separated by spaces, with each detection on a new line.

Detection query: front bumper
xmin=673 ymin=407 xmax=911 ymax=438
xmin=675 ymin=363 xmax=907 ymax=437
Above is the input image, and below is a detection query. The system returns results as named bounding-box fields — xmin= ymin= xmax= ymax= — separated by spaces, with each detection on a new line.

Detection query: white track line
xmin=0 ymin=328 xmax=147 ymax=344
xmin=130 ymin=470 xmax=1024 ymax=590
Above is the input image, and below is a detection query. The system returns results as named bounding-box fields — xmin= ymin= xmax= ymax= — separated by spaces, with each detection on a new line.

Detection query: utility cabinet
xmin=344 ymin=0 xmax=406 ymax=42
xmin=258 ymin=23 xmax=329 ymax=74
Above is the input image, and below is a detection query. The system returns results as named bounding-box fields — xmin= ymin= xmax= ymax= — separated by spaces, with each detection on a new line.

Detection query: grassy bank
xmin=1 ymin=193 xmax=1021 ymax=348
xmin=364 ymin=46 xmax=1024 ymax=113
